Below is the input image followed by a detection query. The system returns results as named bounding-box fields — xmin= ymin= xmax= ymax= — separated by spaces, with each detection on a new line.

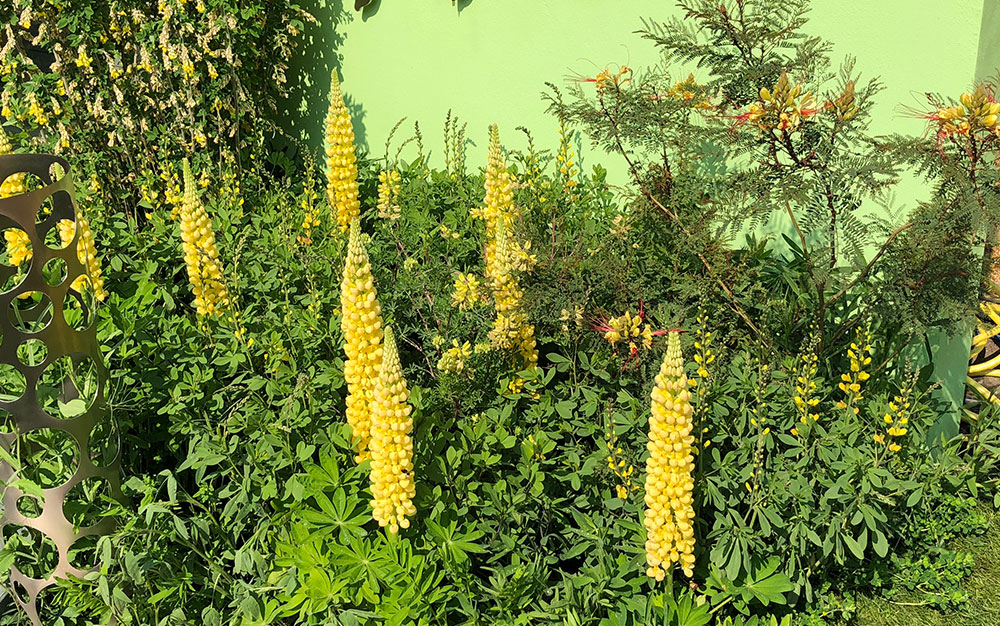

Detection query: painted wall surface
xmin=284 ymin=0 xmax=983 ymax=168
xmin=281 ymin=0 xmax=986 ymax=426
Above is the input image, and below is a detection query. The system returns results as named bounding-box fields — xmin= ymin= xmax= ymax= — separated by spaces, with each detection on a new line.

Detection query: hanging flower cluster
xmin=324 ymin=70 xmax=360 ymax=233
xmin=377 ymin=169 xmax=402 ymax=221
xmin=340 ymin=218 xmax=384 ymax=463
xmin=369 ymin=326 xmax=416 ymax=533
xmin=643 ymin=331 xmax=696 ymax=581
xmin=0 ymin=129 xmax=26 ymax=199
xmin=179 ymin=159 xmax=229 ymax=316
xmin=836 ymin=324 xmax=872 ymax=415
xmin=57 ymin=214 xmax=108 ymax=301
xmin=739 ymin=72 xmax=819 ymax=133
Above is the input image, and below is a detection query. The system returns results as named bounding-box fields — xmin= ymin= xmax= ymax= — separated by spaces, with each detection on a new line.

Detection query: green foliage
xmin=0 ymin=0 xmax=313 ymax=216
xmin=0 ymin=0 xmax=997 ymax=625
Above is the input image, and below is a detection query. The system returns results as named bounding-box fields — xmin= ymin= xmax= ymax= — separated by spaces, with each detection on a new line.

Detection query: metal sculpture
xmin=0 ymin=153 xmax=119 ymax=625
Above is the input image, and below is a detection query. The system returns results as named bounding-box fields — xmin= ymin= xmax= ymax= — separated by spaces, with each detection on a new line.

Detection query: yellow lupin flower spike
xmin=340 ymin=218 xmax=383 ymax=463
xmin=324 ymin=70 xmax=360 ymax=233
xmin=369 ymin=326 xmax=416 ymax=533
xmin=376 ymin=169 xmax=401 ymax=221
xmin=487 ymin=219 xmax=537 ymax=367
xmin=179 ymin=158 xmax=229 ymax=316
xmin=643 ymin=331 xmax=696 ymax=580
xmin=0 ymin=128 xmax=26 ymax=199
xmin=480 ymin=124 xmax=515 ymax=282
xmin=57 ymin=213 xmax=108 ymax=301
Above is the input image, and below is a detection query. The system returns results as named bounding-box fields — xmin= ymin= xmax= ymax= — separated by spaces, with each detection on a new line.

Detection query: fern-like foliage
xmin=548 ymin=0 xmax=983 ymax=353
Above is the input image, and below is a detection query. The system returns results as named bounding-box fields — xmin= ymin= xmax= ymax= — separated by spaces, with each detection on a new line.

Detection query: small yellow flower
xmin=451 ymin=273 xmax=481 ymax=310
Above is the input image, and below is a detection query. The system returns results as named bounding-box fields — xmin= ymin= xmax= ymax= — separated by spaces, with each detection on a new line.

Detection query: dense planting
xmin=0 ymin=0 xmax=999 ymax=625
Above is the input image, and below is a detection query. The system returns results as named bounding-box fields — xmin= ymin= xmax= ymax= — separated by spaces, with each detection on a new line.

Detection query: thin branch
xmin=827 ymin=221 xmax=914 ymax=307
xmin=597 ymin=88 xmax=769 ymax=346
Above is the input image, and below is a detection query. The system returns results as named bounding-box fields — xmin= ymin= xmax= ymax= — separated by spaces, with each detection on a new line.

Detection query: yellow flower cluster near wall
xmin=932 ymin=85 xmax=1000 ymax=138
xmin=179 ymin=159 xmax=229 ymax=316
xmin=340 ymin=218 xmax=384 ymax=463
xmin=369 ymin=326 xmax=417 ymax=533
xmin=324 ymin=70 xmax=360 ymax=233
xmin=478 ymin=124 xmax=514 ymax=281
xmin=643 ymin=331 xmax=696 ymax=581
xmin=0 ymin=129 xmax=26 ymax=199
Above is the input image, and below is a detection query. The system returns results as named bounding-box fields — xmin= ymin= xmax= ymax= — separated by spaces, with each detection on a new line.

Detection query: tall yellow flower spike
xmin=324 ymin=70 xmax=360 ymax=233
xmin=57 ymin=213 xmax=108 ymax=302
xmin=340 ymin=218 xmax=383 ymax=463
xmin=0 ymin=128 xmax=26 ymax=198
xmin=369 ymin=326 xmax=417 ymax=533
xmin=644 ymin=331 xmax=696 ymax=580
xmin=473 ymin=126 xmax=537 ymax=368
xmin=179 ymin=159 xmax=229 ymax=316
xmin=480 ymin=124 xmax=515 ymax=282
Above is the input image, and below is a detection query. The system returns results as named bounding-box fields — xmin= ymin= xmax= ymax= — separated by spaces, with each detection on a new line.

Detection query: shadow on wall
xmin=359 ymin=0 xmax=474 ymax=18
xmin=276 ymin=0 xmax=368 ymax=158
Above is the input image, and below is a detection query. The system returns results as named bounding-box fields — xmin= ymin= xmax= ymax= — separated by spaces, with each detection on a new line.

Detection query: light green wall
xmin=285 ymin=0 xmax=983 ymax=170
xmin=282 ymin=0 xmax=986 ymax=431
